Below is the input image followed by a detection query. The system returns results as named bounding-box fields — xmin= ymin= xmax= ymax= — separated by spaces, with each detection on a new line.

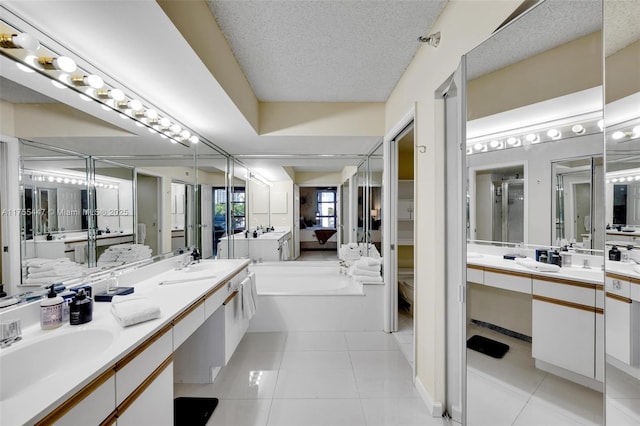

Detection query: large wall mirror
xmin=464 ymin=0 xmax=605 ymax=424
xmin=603 ymin=0 xmax=640 ymax=424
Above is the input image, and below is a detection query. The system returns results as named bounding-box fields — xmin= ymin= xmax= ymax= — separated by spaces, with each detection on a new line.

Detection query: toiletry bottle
xmin=609 ymin=245 xmax=621 ymax=261
xmin=539 ymin=252 xmax=548 ymax=263
xmin=40 ymin=284 xmax=64 ymax=330
xmin=550 ymin=250 xmax=562 ymax=267
xmin=253 ymin=230 xmax=258 ymax=238
xmin=70 ymin=289 xmax=93 ymax=325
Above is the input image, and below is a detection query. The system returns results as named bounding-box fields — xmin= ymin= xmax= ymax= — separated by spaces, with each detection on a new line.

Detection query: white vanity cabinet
xmin=52 ymin=372 xmax=116 ymax=426
xmin=115 ymin=361 xmax=173 ymax=426
xmin=605 ymin=273 xmax=640 ymax=366
xmin=532 ymin=277 xmax=598 ymax=379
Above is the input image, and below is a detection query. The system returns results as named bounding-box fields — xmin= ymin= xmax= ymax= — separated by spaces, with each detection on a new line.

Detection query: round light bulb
xmin=180 ymin=130 xmax=191 ymax=139
xmin=489 ymin=140 xmax=500 ymax=148
xmin=189 ymin=135 xmax=199 ymax=144
xmin=571 ymin=124 xmax=585 ymax=134
xmin=612 ymin=178 xmax=619 ymax=183
xmin=597 ymin=119 xmax=604 ymax=131
xmin=159 ymin=117 xmax=170 ymax=128
xmin=86 ymin=74 xmax=104 ymax=89
xmin=55 ymin=56 xmax=77 ymax=73
xmin=547 ymin=129 xmax=561 ymax=139
xmin=128 ymin=99 xmax=142 ymax=111
xmin=633 ymin=126 xmax=640 ymax=138
xmin=145 ymin=109 xmax=158 ymax=120
xmin=506 ymin=137 xmax=519 ymax=146
xmin=170 ymin=124 xmax=181 ymax=134
xmin=525 ymin=133 xmax=540 ymax=143
xmin=612 ymin=131 xmax=625 ymax=140
xmin=473 ymin=143 xmax=483 ymax=151
xmin=109 ymin=89 xmax=125 ymax=101
xmin=627 ymin=177 xmax=634 ymax=182
xmin=12 ymin=33 xmax=39 ymax=51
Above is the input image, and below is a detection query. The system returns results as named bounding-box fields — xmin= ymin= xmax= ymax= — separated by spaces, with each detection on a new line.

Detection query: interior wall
xmin=295 ymin=171 xmax=342 ymax=186
xmin=467 ymin=283 xmax=532 ymax=336
xmin=605 ymin=39 xmax=640 ymax=103
xmin=0 ymin=100 xmax=15 ymax=136
xmin=384 ymin=0 xmax=522 ymax=412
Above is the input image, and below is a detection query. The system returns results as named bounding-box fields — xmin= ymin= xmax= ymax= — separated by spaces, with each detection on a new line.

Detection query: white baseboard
xmin=415 ymin=376 xmax=443 ymax=417
xmin=535 ymin=360 xmax=603 ymax=392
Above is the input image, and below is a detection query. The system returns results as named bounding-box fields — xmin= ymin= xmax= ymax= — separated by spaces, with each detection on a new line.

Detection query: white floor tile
xmin=606 ymin=399 xmax=640 ymax=425
xmin=211 ymin=369 xmax=279 ymax=399
xmin=345 ymin=331 xmax=400 ymax=351
xmin=280 ymin=350 xmax=352 ymax=370
xmin=466 ymin=370 xmax=530 ymax=426
xmin=512 ymin=398 xmax=585 ymax=425
xmin=236 ymin=332 xmax=288 ymax=352
xmin=350 ymin=350 xmax=413 ymax=377
xmin=284 ymin=331 xmax=348 ymax=351
xmin=223 ymin=350 xmax=284 ymax=373
xmin=529 ymin=374 xmax=603 ymax=425
xmin=206 ymin=399 xmax=272 ymax=426
xmin=354 ymin=373 xmax=420 ymax=398
xmin=267 ymin=398 xmax=365 ymax=426
xmin=360 ymin=398 xmax=445 ymax=426
xmin=606 ymin=363 xmax=640 ymax=399
xmin=273 ymin=368 xmax=359 ymax=398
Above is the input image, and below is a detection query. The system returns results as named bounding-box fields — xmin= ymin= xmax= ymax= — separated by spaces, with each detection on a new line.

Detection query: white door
xmin=201 ymin=184 xmax=213 ymax=259
xmin=136 ymin=173 xmax=160 ymax=256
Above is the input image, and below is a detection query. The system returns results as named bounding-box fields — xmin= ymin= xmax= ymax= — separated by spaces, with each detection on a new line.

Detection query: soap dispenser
xmin=70 ymin=289 xmax=93 ymax=325
xmin=40 ymin=284 xmax=64 ymax=330
xmin=609 ymin=245 xmax=622 ymax=261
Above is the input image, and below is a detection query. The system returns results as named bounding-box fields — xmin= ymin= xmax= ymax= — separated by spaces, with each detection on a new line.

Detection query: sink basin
xmin=0 ymin=328 xmax=115 ymax=401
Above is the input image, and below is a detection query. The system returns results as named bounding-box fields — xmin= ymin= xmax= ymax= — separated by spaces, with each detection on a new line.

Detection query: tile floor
xmin=394 ymin=308 xmax=414 ymax=366
xmin=175 ymin=330 xmax=450 ymax=426
xmin=466 ymin=322 xmax=604 ymax=426
xmin=605 ymin=362 xmax=640 ymax=425
xmin=296 ymin=250 xmax=339 ymax=261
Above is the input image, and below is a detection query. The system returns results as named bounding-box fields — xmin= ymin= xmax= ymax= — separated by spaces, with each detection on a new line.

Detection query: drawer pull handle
xmin=223 ymin=290 xmax=239 ymax=306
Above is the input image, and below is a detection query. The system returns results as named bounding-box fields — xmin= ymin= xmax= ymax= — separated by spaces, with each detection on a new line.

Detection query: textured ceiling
xmin=206 ymin=0 xmax=448 ymax=102
xmin=467 ymin=0 xmax=602 ymax=80
xmin=605 ymin=0 xmax=640 ymax=56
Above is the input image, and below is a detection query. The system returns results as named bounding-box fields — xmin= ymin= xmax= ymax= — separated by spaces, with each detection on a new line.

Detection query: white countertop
xmin=467 ymin=253 xmax=604 ymax=285
xmin=604 ymin=260 xmax=640 ymax=280
xmin=0 ymin=258 xmax=249 ymax=426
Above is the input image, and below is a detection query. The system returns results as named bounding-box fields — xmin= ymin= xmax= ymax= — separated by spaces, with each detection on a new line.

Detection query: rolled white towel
xmin=515 ymin=258 xmax=560 ymax=273
xmin=111 ymin=295 xmax=161 ymax=327
xmin=28 ymin=268 xmax=83 ymax=278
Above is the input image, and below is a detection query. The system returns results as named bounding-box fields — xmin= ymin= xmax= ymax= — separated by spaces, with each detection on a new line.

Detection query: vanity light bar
xmin=466 ymin=117 xmax=602 ymax=155
xmin=0 ymin=27 xmax=202 ymax=147
xmin=23 ymin=170 xmax=119 ymax=189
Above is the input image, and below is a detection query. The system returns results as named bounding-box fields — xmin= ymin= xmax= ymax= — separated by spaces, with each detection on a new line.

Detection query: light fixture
xmin=547 ymin=129 xmax=561 ymax=140
xmin=70 ymin=74 xmax=104 ymax=89
xmin=170 ymin=124 xmax=181 ymax=134
xmin=158 ymin=117 xmax=171 ymax=128
xmin=418 ymin=31 xmax=441 ymax=47
xmin=180 ymin=130 xmax=191 ymax=140
xmin=506 ymin=137 xmax=520 ymax=146
xmin=633 ymin=126 xmax=640 ymax=138
xmin=117 ymin=99 xmax=142 ymax=111
xmin=597 ymin=119 xmax=604 ymax=131
xmin=38 ymin=56 xmax=77 ymax=73
xmin=489 ymin=140 xmax=501 ymax=148
xmin=189 ymin=135 xmax=199 ymax=144
xmin=0 ymin=33 xmax=39 ymax=50
xmin=571 ymin=124 xmax=586 ymax=135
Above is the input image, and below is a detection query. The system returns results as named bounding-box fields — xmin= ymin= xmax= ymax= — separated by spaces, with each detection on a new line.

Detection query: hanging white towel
xmin=111 ymin=295 xmax=161 ymax=327
xmin=137 ymin=223 xmax=147 ymax=245
xmin=282 ymin=239 xmax=290 ymax=261
xmin=241 ymin=273 xmax=257 ymax=319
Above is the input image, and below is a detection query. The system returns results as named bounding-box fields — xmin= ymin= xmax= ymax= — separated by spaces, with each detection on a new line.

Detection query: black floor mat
xmin=466 ymin=335 xmax=509 ymax=359
xmin=174 ymin=397 xmax=219 ymax=426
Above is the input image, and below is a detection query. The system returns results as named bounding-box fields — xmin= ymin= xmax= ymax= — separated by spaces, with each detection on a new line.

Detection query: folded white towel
xmin=28 ymin=268 xmax=83 ymax=278
xmin=111 ymin=295 xmax=161 ymax=327
xmin=23 ymin=258 xmax=70 ymax=268
xmin=356 ymin=257 xmax=382 ymax=268
xmin=354 ymin=262 xmax=381 ymax=272
xmin=515 ymin=258 xmax=560 ymax=273
xmin=352 ymin=275 xmax=383 ymax=283
xmin=349 ymin=266 xmax=381 ymax=277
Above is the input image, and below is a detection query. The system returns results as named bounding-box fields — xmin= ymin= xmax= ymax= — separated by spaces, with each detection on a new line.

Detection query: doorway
xmin=298 ymin=186 xmax=339 ymax=260
xmin=136 ymin=173 xmax=160 ymax=256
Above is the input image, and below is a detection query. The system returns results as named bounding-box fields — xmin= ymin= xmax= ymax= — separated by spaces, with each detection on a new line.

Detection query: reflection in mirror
xmin=464 ymin=1 xmax=604 ymax=424
xmin=604 ymin=0 xmax=640 ymax=423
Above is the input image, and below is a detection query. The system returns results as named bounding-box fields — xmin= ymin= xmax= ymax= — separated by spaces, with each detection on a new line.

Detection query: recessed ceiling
xmin=206 ymin=0 xmax=447 ymax=102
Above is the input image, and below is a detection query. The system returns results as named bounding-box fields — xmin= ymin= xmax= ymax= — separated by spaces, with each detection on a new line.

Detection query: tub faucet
xmin=0 ymin=320 xmax=21 ymax=348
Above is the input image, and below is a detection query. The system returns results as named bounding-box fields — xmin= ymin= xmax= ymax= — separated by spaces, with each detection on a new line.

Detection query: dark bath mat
xmin=467 ymin=335 xmax=509 ymax=359
xmin=174 ymin=397 xmax=219 ymax=426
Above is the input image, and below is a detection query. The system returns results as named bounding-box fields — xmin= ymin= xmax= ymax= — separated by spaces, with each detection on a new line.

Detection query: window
xmin=230 ymin=188 xmax=246 ymax=231
xmin=213 ymin=187 xmax=245 ymax=232
xmin=316 ymin=189 xmax=336 ymax=228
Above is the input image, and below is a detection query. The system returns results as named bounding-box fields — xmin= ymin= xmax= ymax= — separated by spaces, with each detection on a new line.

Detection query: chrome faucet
xmin=0 ymin=320 xmax=22 ymax=348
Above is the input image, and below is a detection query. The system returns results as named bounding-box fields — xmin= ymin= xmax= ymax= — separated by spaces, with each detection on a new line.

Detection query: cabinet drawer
xmin=115 ymin=328 xmax=172 ymax=405
xmin=467 ymin=266 xmax=483 ymax=284
xmin=532 ymin=278 xmax=596 ymax=307
xmin=484 ymin=269 xmax=531 ymax=294
xmin=173 ymin=299 xmax=205 ymax=349
xmin=205 ymin=268 xmax=249 ymax=318
xmin=116 ymin=361 xmax=173 ymax=426
xmin=606 ymin=273 xmax=631 ymax=298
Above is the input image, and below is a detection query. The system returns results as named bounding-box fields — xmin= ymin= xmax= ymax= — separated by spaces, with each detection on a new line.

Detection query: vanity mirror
xmin=603 ymin=0 xmax=640 ymax=423
xmin=464 ymin=0 xmax=604 ymax=424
